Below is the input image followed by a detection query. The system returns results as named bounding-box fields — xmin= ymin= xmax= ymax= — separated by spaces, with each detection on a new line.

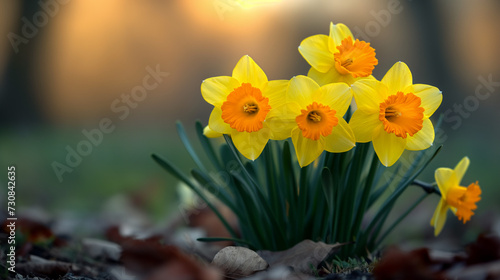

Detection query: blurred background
xmin=0 ymin=0 xmax=499 ymax=248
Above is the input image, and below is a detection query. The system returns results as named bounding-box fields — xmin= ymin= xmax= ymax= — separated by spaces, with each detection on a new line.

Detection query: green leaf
xmin=176 ymin=121 xmax=207 ymax=174
xmin=151 ymin=153 xmax=238 ymax=238
xmin=367 ymin=164 xmax=400 ymax=209
xmin=190 ymin=169 xmax=237 ymax=214
xmin=223 ymin=135 xmax=260 ymax=188
xmin=363 ymin=145 xmax=442 ymax=250
xmin=195 ymin=121 xmax=223 ymax=170
xmin=321 ymin=167 xmax=334 ymax=212
xmin=351 ymin=150 xmax=380 ymax=249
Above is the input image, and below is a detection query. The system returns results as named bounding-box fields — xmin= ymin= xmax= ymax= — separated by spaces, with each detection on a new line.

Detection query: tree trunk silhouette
xmin=0 ymin=0 xmax=43 ymax=126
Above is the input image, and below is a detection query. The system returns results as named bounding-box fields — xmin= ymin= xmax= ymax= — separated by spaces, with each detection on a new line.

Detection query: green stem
xmin=352 ymin=150 xmax=379 ymax=251
xmin=412 ymin=180 xmax=440 ymax=195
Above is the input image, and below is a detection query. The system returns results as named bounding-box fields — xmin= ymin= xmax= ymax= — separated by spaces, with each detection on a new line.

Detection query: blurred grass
xmin=0 ymin=125 xmax=205 ymax=220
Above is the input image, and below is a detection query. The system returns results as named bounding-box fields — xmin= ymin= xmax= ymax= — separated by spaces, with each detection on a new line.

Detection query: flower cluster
xmin=191 ymin=22 xmax=482 ymax=244
xmin=202 ymin=23 xmax=443 ymax=168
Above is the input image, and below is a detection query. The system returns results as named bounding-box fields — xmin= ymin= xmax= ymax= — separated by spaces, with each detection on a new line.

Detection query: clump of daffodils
xmin=154 ymin=23 xmax=482 ymax=258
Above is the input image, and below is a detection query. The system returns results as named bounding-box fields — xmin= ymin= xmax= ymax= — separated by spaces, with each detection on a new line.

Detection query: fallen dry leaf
xmin=17 ymin=255 xmax=99 ymax=279
xmin=2 ymin=218 xmax=53 ymax=244
xmin=81 ymin=238 xmax=122 ymax=262
xmin=257 ymin=240 xmax=343 ymax=274
xmin=466 ymin=233 xmax=500 ymax=265
xmin=2 ymin=217 xmax=67 ymax=259
xmin=372 ymin=247 xmax=446 ymax=280
xmin=212 ymin=246 xmax=268 ymax=279
xmin=446 ymin=259 xmax=500 ymax=280
xmin=120 ymin=239 xmax=222 ymax=280
xmin=146 ymin=260 xmax=222 ymax=280
xmin=245 ymin=266 xmax=314 ymax=280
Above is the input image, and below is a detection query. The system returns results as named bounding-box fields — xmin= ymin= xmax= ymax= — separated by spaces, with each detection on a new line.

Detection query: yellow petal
xmin=411 ymin=84 xmax=443 ymax=119
xmin=434 ymin=168 xmax=457 ymax=200
xmin=381 ymin=61 xmax=413 ymax=95
xmin=307 ymin=66 xmax=343 ymax=86
xmin=323 ymin=118 xmax=356 ymax=153
xmin=372 ymin=127 xmax=407 ymax=167
xmin=231 ymin=128 xmax=271 ymax=160
xmin=308 ymin=66 xmax=363 ymax=86
xmin=209 ymin=107 xmax=233 ymax=134
xmin=453 ymin=157 xmax=470 ymax=184
xmin=317 ymin=82 xmax=352 ymax=117
xmin=298 ymin=34 xmax=335 ymax=73
xmin=201 ymin=76 xmax=240 ymax=107
xmin=203 ymin=125 xmax=223 ymax=138
xmin=405 ymin=119 xmax=434 ymax=150
xmin=348 ymin=110 xmax=380 ymax=142
xmin=265 ymin=117 xmax=295 ymax=140
xmin=232 ymin=55 xmax=268 ymax=89
xmin=430 ymin=199 xmax=441 ymax=226
xmin=328 ymin=22 xmax=354 ymax=51
xmin=351 ymin=79 xmax=388 ymax=113
xmin=291 ymin=128 xmax=325 ymax=167
xmin=286 ymin=75 xmax=318 ymax=107
xmin=263 ymin=79 xmax=289 ymax=111
xmin=430 ymin=199 xmax=449 ymax=236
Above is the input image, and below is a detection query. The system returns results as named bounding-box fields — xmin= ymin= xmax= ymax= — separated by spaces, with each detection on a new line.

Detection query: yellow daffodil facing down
xmin=431 ymin=157 xmax=481 ymax=236
xmin=201 ymin=55 xmax=288 ymax=160
xmin=271 ymin=75 xmax=355 ymax=167
xmin=299 ymin=22 xmax=378 ymax=86
xmin=350 ymin=62 xmax=443 ymax=167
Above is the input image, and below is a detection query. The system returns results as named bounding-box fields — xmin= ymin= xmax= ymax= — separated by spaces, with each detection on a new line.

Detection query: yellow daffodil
xmin=299 ymin=22 xmax=378 ymax=86
xmin=268 ymin=75 xmax=355 ymax=167
xmin=431 ymin=157 xmax=481 ymax=236
xmin=201 ymin=55 xmax=288 ymax=160
xmin=350 ymin=62 xmax=443 ymax=167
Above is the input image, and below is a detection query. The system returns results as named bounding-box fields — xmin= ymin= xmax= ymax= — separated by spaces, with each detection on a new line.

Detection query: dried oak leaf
xmin=120 ymin=239 xmax=222 ymax=280
xmin=212 ymin=246 xmax=268 ymax=279
xmin=373 ymin=247 xmax=446 ymax=280
xmin=257 ymin=240 xmax=343 ymax=274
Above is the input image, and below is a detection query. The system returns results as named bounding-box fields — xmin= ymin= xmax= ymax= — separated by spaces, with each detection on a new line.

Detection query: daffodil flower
xmin=201 ymin=55 xmax=288 ymax=160
xmin=350 ymin=62 xmax=443 ymax=167
xmin=299 ymin=22 xmax=378 ymax=86
xmin=269 ymin=75 xmax=355 ymax=167
xmin=431 ymin=157 xmax=481 ymax=236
